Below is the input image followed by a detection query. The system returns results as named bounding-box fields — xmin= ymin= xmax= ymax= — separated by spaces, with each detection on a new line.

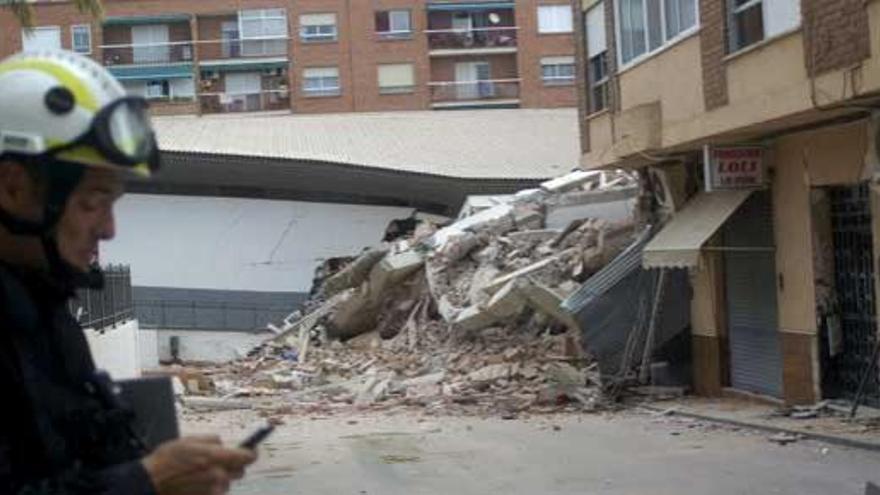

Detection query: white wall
xmin=102 ymin=194 xmax=413 ymax=293
xmin=157 ymin=329 xmax=268 ymax=363
xmin=139 ymin=328 xmax=160 ymax=370
xmin=85 ymin=320 xmax=141 ymax=379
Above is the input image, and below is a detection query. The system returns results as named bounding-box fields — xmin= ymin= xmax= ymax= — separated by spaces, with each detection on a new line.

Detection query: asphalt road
xmin=182 ymin=410 xmax=880 ymax=495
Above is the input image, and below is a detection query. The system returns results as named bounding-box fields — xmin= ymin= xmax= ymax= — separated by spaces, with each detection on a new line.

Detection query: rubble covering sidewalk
xmin=173 ymin=171 xmax=640 ymax=418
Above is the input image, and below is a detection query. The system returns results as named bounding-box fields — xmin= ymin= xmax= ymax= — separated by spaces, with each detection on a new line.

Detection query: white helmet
xmin=0 ymin=49 xmax=159 ymax=177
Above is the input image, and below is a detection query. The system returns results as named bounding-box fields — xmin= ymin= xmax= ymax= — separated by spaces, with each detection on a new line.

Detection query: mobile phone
xmin=239 ymin=424 xmax=275 ymax=450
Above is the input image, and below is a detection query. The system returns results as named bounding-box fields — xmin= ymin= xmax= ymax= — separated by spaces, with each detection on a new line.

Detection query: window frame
xmin=375 ymin=9 xmax=413 ymax=39
xmin=584 ymin=2 xmax=609 ymax=115
xmin=377 ymin=63 xmax=416 ymax=95
xmin=537 ymin=4 xmax=574 ymax=34
xmin=21 ymin=25 xmax=62 ymax=51
xmin=71 ymin=24 xmax=92 ymax=55
xmin=726 ymin=0 xmax=801 ymax=54
xmin=614 ymin=0 xmax=699 ymax=70
xmin=239 ymin=8 xmax=289 ymax=57
xmin=300 ymin=13 xmax=338 ymax=43
xmin=302 ymin=67 xmax=341 ymax=97
xmin=540 ymin=57 xmax=576 ymax=86
xmin=145 ymin=80 xmax=170 ymax=100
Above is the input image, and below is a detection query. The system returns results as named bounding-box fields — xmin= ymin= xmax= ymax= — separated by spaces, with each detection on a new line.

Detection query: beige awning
xmin=643 ymin=189 xmax=754 ymax=269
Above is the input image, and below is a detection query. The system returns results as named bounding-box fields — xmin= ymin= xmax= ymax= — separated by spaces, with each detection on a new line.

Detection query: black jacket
xmin=0 ymin=263 xmax=156 ymax=495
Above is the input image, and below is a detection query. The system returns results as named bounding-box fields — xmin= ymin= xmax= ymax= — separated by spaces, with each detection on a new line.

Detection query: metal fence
xmin=69 ymin=265 xmax=135 ymax=331
xmin=135 ymin=299 xmax=295 ymax=332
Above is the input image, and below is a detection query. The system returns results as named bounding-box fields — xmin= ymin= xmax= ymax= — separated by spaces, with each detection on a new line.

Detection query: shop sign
xmin=704 ymin=145 xmax=766 ymax=191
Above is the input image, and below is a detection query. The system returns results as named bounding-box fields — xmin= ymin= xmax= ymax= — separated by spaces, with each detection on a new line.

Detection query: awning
xmin=427 ymin=2 xmax=515 ymax=11
xmin=109 ymin=64 xmax=194 ymax=81
xmin=104 ymin=14 xmax=191 ymax=26
xmin=643 ymin=189 xmax=753 ymax=269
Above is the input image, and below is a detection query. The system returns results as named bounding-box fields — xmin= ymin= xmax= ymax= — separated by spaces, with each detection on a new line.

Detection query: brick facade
xmin=802 ymin=0 xmax=872 ymax=76
xmin=699 ymin=0 xmax=729 ymax=111
xmin=517 ymin=0 xmax=579 ymax=109
xmin=2 ymin=0 xmax=576 ymax=115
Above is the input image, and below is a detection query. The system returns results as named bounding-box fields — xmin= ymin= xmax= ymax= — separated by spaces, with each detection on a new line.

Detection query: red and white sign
xmin=705 ymin=145 xmax=766 ymax=190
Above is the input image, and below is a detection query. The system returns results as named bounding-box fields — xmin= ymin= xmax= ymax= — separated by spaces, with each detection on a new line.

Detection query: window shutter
xmin=763 ymin=0 xmax=800 ymax=38
xmin=378 ymin=64 xmax=414 ymax=88
xmin=541 ymin=55 xmax=575 ymax=66
xmin=304 ymin=67 xmax=339 ymax=79
xmin=586 ymin=3 xmax=607 ymax=57
xmin=300 ymin=13 xmax=337 ymax=27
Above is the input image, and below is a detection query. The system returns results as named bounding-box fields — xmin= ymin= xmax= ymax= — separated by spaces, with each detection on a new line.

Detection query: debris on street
xmin=169 ymin=171 xmax=641 ymax=418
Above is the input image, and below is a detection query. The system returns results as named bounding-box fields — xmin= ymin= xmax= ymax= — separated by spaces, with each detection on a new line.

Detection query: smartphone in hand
xmin=239 ymin=424 xmax=275 ymax=450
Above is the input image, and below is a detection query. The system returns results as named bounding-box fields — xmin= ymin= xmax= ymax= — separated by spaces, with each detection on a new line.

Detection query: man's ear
xmin=0 ymin=161 xmax=42 ymax=219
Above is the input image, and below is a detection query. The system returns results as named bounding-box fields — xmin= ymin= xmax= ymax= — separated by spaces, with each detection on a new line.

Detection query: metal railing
xmin=69 ymin=265 xmax=134 ymax=331
xmin=198 ymin=89 xmax=290 ymax=114
xmin=99 ymin=37 xmax=290 ymax=66
xmin=136 ymin=299 xmax=294 ymax=332
xmin=428 ymin=78 xmax=520 ymax=103
xmin=101 ymin=40 xmax=195 ymax=66
xmin=197 ymin=37 xmax=290 ymax=61
xmin=426 ymin=26 xmax=518 ymax=50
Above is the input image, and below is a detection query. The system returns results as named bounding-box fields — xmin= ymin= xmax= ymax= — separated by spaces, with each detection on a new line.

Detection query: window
xmin=541 ymin=56 xmax=575 ymax=85
xmin=378 ymin=64 xmax=415 ymax=94
xmin=300 ymin=13 xmax=337 ymax=42
xmin=616 ymin=0 xmax=698 ymax=66
xmin=585 ymin=2 xmax=609 ymax=113
xmin=132 ymin=24 xmax=169 ymax=64
xmin=375 ymin=10 xmax=412 ymax=39
xmin=146 ymin=80 xmax=170 ymax=99
xmin=71 ymin=24 xmax=91 ymax=54
xmin=303 ymin=67 xmax=340 ymax=97
xmin=728 ymin=0 xmax=800 ymax=53
xmin=21 ymin=26 xmax=61 ymax=51
xmin=226 ymin=72 xmax=262 ymax=95
xmin=240 ymin=9 xmax=288 ymax=56
xmin=538 ymin=5 xmax=573 ymax=33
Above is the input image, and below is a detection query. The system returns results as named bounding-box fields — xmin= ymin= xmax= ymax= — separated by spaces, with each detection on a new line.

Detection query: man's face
xmin=55 ymin=168 xmax=124 ymax=272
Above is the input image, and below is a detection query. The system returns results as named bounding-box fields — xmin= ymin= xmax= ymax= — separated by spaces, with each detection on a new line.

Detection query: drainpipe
xmin=346 ymin=0 xmax=357 ymax=111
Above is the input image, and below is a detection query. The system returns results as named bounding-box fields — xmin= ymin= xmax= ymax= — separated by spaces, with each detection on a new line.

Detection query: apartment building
xmin=573 ymin=0 xmax=880 ymax=406
xmin=0 ymin=0 xmax=578 ymax=115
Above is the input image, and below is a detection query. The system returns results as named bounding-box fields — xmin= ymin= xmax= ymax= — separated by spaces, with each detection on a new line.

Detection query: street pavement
xmin=182 ymin=409 xmax=880 ymax=495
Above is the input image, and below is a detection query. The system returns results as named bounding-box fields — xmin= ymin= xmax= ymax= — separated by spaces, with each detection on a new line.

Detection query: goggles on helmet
xmin=47 ymin=96 xmax=160 ymax=174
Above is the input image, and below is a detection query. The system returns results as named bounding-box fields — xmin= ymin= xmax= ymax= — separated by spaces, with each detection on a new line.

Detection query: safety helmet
xmin=0 ymin=49 xmax=160 ymax=177
xmin=0 ymin=49 xmax=161 ymax=288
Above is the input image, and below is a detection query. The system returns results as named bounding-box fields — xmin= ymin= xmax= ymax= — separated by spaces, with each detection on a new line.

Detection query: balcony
xmin=198 ymin=90 xmax=290 ymax=114
xmin=102 ymin=40 xmax=195 ymax=67
xmin=426 ymin=26 xmax=518 ymax=56
xmin=197 ymin=37 xmax=290 ymax=64
xmin=428 ymin=79 xmax=520 ymax=108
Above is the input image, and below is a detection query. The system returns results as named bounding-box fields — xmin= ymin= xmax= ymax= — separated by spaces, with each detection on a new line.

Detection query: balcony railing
xmin=428 ymin=79 xmax=520 ymax=104
xmin=100 ymin=37 xmax=290 ymax=67
xmin=426 ymin=26 xmax=518 ymax=51
xmin=69 ymin=265 xmax=135 ymax=331
xmin=198 ymin=89 xmax=290 ymax=114
xmin=198 ymin=36 xmax=290 ymax=61
xmin=102 ymin=41 xmax=195 ymax=66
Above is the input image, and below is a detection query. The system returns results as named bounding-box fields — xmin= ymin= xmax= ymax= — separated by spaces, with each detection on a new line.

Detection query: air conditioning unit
xmin=647 ymin=164 xmax=688 ymax=214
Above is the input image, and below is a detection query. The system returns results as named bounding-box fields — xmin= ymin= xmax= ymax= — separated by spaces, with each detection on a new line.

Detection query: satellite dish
xmin=488 ymin=12 xmax=501 ymax=24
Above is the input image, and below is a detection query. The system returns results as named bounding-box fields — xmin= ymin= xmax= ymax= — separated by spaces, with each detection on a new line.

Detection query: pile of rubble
xmin=180 ymin=170 xmax=641 ymax=418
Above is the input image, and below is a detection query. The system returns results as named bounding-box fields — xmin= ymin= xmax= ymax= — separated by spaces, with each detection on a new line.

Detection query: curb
xmin=641 ymin=405 xmax=880 ymax=453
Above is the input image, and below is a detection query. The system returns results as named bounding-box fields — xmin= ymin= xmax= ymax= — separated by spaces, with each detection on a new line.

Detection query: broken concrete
xmin=322 ymin=248 xmax=388 ymax=298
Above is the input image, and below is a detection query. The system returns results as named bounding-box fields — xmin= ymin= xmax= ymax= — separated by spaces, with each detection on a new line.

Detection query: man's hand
xmin=141 ymin=435 xmax=257 ymax=495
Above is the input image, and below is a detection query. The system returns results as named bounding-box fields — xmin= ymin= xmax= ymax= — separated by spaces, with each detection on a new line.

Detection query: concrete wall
xmin=102 ymin=194 xmax=412 ymax=293
xmin=139 ymin=328 xmax=161 ymax=370
xmin=157 ymin=329 xmax=268 ymax=363
xmin=85 ymin=320 xmax=142 ymax=380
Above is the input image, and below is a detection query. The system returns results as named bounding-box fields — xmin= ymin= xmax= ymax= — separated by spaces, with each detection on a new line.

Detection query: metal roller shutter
xmin=724 ymin=192 xmax=783 ymax=397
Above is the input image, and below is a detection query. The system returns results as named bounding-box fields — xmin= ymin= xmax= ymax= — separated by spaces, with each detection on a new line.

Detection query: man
xmin=0 ymin=50 xmax=256 ymax=494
